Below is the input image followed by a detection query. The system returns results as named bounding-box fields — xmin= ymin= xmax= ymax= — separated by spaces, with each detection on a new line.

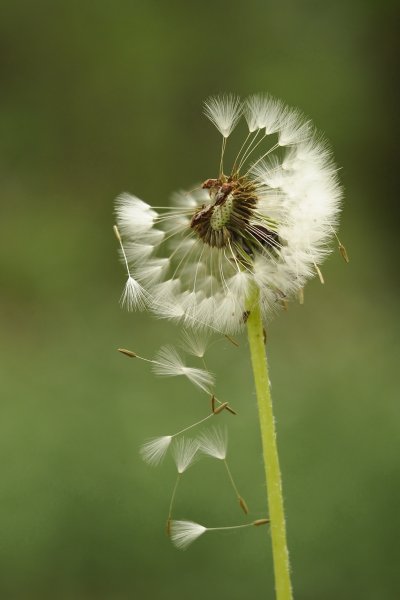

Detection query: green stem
xmin=246 ymin=287 xmax=293 ymax=600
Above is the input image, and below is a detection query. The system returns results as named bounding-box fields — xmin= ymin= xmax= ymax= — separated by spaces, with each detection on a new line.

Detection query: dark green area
xmin=1 ymin=1 xmax=399 ymax=598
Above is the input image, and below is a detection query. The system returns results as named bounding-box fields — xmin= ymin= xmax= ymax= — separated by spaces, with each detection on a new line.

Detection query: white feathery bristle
xmin=135 ymin=258 xmax=170 ymax=286
xmin=115 ymin=193 xmax=157 ymax=237
xmin=203 ymin=95 xmax=242 ymax=138
xmin=152 ymin=345 xmax=215 ymax=393
xmin=278 ymin=108 xmax=311 ymax=146
xmin=244 ymin=94 xmax=283 ymax=134
xmin=140 ymin=435 xmax=172 ymax=466
xmin=120 ymin=276 xmax=147 ymax=311
xmin=122 ymin=241 xmax=154 ymax=262
xmin=180 ymin=329 xmax=209 ymax=358
xmin=226 ymin=271 xmax=252 ymax=299
xmin=170 ymin=520 xmax=207 ymax=550
xmin=198 ymin=427 xmax=228 ymax=460
xmin=172 ymin=437 xmax=199 ymax=473
xmin=151 ymin=299 xmax=186 ymax=321
xmin=251 ymin=156 xmax=285 ymax=189
xmin=214 ymin=292 xmax=244 ymax=334
xmin=171 ymin=189 xmax=204 ymax=209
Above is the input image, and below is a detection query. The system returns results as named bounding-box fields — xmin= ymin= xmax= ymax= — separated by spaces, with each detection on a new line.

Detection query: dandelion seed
xmin=118 ymin=348 xmax=137 ymax=358
xmin=113 ymin=225 xmax=148 ymax=311
xmin=152 ymin=345 xmax=215 ymax=393
xmin=166 ymin=438 xmax=200 ymax=530
xmin=170 ymin=518 xmax=270 ymax=550
xmin=339 ymin=243 xmax=350 ymax=264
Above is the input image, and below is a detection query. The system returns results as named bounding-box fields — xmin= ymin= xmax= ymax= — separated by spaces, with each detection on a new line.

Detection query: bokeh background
xmin=1 ymin=1 xmax=399 ymax=598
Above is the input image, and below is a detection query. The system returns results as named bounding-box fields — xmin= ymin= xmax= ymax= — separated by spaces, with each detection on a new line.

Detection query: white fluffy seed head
xmin=198 ymin=427 xmax=228 ymax=460
xmin=172 ymin=437 xmax=199 ymax=473
xmin=170 ymin=520 xmax=207 ymax=550
xmin=140 ymin=435 xmax=172 ymax=467
xmin=203 ymin=95 xmax=242 ymax=138
xmin=114 ymin=93 xmax=343 ymax=333
xmin=152 ymin=345 xmax=215 ymax=393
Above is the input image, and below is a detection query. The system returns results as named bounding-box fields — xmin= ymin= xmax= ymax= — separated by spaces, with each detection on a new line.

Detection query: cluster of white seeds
xmin=119 ymin=333 xmax=266 ymax=550
xmin=114 ymin=93 xmax=343 ymax=335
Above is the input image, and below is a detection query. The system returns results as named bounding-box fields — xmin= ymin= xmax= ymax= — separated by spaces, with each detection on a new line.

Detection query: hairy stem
xmin=246 ymin=288 xmax=293 ymax=600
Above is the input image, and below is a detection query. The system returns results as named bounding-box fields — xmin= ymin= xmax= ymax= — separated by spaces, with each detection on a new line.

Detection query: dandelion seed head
xmin=115 ymin=94 xmax=343 ymax=333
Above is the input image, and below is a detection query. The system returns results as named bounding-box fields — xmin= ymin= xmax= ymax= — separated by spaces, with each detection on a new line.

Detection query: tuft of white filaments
xmin=170 ymin=520 xmax=207 ymax=550
xmin=203 ymin=95 xmax=242 ymax=138
xmin=244 ymin=93 xmax=283 ymax=134
xmin=114 ymin=93 xmax=344 ymax=335
xmin=140 ymin=435 xmax=172 ymax=467
xmin=172 ymin=437 xmax=199 ymax=473
xmin=120 ymin=276 xmax=147 ymax=311
xmin=198 ymin=427 xmax=228 ymax=460
xmin=152 ymin=345 xmax=215 ymax=393
xmin=180 ymin=329 xmax=209 ymax=358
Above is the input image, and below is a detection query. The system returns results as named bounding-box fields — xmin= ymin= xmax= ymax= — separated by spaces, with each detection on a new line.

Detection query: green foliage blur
xmin=1 ymin=1 xmax=399 ymax=598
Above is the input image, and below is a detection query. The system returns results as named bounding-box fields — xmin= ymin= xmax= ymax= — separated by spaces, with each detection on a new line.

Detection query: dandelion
xmin=198 ymin=427 xmax=249 ymax=514
xmin=114 ymin=94 xmax=346 ymax=600
xmin=170 ymin=518 xmax=270 ymax=550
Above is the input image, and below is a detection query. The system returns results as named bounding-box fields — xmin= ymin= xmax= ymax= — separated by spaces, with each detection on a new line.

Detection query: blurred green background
xmin=1 ymin=1 xmax=399 ymax=598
